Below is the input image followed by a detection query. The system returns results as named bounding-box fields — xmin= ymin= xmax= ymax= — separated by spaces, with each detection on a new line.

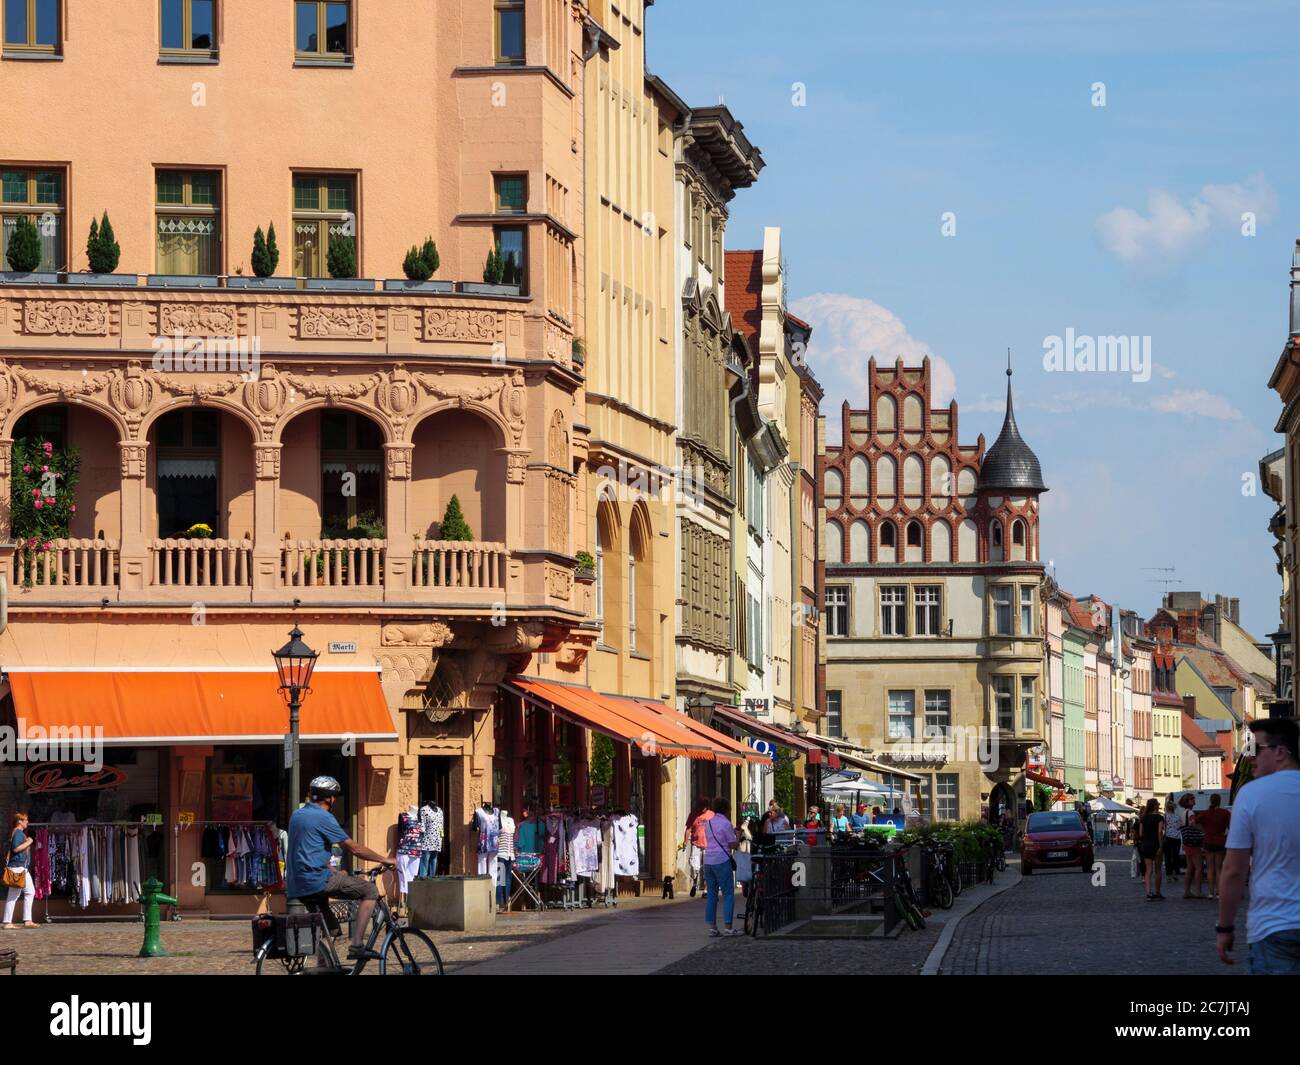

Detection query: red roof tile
xmin=724 ymin=250 xmax=763 ymax=348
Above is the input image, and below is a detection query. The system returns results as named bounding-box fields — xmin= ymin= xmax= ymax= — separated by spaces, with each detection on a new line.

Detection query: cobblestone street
xmin=940 ymin=848 xmax=1248 ymax=976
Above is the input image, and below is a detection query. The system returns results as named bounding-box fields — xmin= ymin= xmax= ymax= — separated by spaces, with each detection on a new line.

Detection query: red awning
xmin=707 ymin=704 xmax=822 ymax=759
xmin=1026 ymin=769 xmax=1067 ymax=789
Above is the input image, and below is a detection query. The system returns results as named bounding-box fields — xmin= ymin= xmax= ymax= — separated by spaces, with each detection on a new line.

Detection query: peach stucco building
xmin=0 ymin=0 xmax=591 ymax=913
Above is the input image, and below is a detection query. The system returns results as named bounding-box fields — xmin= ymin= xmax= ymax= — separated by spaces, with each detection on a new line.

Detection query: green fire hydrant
xmin=138 ymin=878 xmax=178 ymax=958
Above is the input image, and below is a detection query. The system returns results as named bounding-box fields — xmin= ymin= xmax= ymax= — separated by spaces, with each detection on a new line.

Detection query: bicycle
xmin=923 ymin=839 xmax=955 ymax=910
xmin=891 ymin=847 xmax=928 ymax=931
xmin=253 ymin=867 xmax=444 ymax=976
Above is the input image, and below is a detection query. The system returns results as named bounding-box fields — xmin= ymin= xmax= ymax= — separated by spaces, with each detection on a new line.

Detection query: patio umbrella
xmin=1088 ymin=796 xmax=1132 ymax=814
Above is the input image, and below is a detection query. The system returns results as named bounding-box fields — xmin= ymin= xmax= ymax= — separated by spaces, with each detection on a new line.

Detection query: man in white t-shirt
xmin=1217 ymin=719 xmax=1300 ymax=973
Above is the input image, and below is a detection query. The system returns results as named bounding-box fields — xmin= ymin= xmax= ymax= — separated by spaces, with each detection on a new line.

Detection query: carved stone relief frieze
xmin=424 ymin=308 xmax=497 ymax=342
xmin=297 ymin=306 xmax=377 ymax=340
xmin=22 ymin=300 xmax=109 ymax=336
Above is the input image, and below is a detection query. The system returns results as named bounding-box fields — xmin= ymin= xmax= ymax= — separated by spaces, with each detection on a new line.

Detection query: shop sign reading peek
xmin=25 ymin=762 xmax=128 ymax=794
xmin=212 ymin=772 xmax=253 ymax=822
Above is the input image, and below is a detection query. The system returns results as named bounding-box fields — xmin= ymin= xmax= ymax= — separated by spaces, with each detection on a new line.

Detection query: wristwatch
xmin=1215 ymin=924 xmax=1234 ymax=934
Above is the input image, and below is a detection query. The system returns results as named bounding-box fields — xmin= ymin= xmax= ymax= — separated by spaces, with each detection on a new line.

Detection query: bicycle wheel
xmin=743 ymin=894 xmax=763 ymax=937
xmin=900 ymin=894 xmax=925 ymax=931
xmin=929 ymin=870 xmax=954 ymax=910
xmin=254 ymin=942 xmax=310 ymax=976
xmin=995 ymin=849 xmax=1007 ymax=872
xmin=380 ymin=928 xmax=444 ymax=975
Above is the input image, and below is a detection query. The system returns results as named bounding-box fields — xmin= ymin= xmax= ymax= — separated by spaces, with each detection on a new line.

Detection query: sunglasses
xmin=1255 ymin=743 xmax=1283 ymax=752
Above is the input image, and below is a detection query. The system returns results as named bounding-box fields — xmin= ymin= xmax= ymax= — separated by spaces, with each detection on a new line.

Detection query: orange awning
xmin=504 ymin=678 xmax=766 ymax=766
xmin=5 ymin=668 xmax=398 ymax=745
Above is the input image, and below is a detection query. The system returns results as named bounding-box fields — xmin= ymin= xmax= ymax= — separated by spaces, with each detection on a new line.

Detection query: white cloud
xmin=789 ymin=293 xmax=957 ymax=412
xmin=1096 ymin=174 xmax=1277 ymax=262
xmin=1150 ymin=389 xmax=1242 ymax=420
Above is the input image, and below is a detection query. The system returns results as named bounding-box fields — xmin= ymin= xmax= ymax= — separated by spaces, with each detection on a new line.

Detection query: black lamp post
xmin=273 ymin=625 xmax=318 ymax=913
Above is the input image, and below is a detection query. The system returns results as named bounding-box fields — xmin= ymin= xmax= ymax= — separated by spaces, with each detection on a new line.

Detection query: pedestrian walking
xmin=2 ymin=812 xmax=37 ymax=929
xmin=1138 ymin=798 xmax=1165 ymax=901
xmin=1198 ymin=793 xmax=1231 ymax=900
xmin=1177 ymin=793 xmax=1206 ymax=899
xmin=702 ymin=797 xmax=739 ymax=937
xmin=683 ymin=797 xmax=713 ymax=898
xmin=1217 ymin=718 xmax=1300 ymax=973
xmin=1162 ymin=796 xmax=1183 ymax=881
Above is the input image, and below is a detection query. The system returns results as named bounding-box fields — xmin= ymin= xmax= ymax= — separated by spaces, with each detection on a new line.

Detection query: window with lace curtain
xmin=155 ymin=409 xmax=221 ymax=537
xmin=293 ymin=173 xmax=355 ymax=278
xmin=1 ymin=167 xmax=63 ymax=272
xmin=155 ymin=170 xmax=221 ymax=275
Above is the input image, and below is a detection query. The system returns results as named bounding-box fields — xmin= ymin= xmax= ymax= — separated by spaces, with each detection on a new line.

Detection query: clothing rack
xmin=27 ymin=821 xmax=165 ymax=924
xmin=171 ymin=819 xmax=279 ymax=920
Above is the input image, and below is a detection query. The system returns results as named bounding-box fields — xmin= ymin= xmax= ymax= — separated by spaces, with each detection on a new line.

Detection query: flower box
xmin=0 ymin=271 xmax=60 ymax=285
xmin=147 ymin=274 xmax=220 ymax=288
xmin=383 ymin=279 xmax=454 ymax=293
xmin=458 ymin=281 xmax=522 ymax=297
xmin=62 ymin=272 xmax=139 ymax=287
xmin=303 ymin=278 xmax=377 ymax=292
xmin=226 ymin=276 xmax=299 ymax=290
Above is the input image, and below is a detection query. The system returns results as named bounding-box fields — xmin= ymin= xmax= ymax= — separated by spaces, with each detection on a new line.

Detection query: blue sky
xmin=650 ymin=0 xmax=1298 ymax=641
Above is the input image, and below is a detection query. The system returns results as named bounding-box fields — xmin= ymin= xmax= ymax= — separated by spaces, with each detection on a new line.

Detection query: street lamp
xmin=273 ymin=625 xmax=318 ymax=914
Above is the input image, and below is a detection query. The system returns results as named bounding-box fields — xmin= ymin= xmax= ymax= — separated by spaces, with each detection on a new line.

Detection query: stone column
xmin=118 ymin=441 xmax=150 ymax=591
xmin=252 ymin=443 xmax=282 ymax=591
xmin=384 ymin=443 xmax=414 ymax=592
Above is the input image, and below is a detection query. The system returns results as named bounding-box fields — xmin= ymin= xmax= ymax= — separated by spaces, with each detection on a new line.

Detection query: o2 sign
xmin=745 ymin=738 xmax=777 ymax=764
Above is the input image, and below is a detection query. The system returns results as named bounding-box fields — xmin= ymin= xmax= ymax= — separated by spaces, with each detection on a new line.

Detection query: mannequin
xmin=496 ymin=808 xmax=516 ymax=912
xmin=417 ymin=796 xmax=444 ymax=879
xmin=474 ymin=802 xmax=501 ymax=883
xmin=395 ymin=805 xmax=422 ymax=916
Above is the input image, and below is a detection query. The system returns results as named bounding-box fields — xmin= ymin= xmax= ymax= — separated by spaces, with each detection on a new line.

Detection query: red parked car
xmin=1021 ymin=811 xmax=1094 ymax=875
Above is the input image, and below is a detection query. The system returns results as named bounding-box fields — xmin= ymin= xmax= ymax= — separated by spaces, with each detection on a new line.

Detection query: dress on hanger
xmin=613 ymin=814 xmax=639 ymax=877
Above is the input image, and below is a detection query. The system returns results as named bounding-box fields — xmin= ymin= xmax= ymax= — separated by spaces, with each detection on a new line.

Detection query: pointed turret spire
xmin=977 ymin=355 xmax=1048 ymax=493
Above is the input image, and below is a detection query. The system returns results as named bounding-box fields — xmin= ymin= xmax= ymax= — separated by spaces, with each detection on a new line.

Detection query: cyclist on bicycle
xmin=286 ymin=775 xmax=393 ymax=959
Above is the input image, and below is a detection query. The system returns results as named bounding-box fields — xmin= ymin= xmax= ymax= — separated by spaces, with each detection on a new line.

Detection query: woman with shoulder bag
xmin=3 ymin=812 xmax=38 ymax=929
xmin=1176 ymin=794 xmax=1206 ymax=899
xmin=702 ymin=797 xmax=739 ymax=937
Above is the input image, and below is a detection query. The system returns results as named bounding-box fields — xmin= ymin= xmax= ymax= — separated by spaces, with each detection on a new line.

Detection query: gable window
xmin=906 ymin=521 xmax=923 ymax=548
xmin=914 ymin=585 xmax=942 ymax=636
xmin=161 ymin=0 xmax=216 ymax=58
xmin=494 ymin=0 xmax=524 ymax=65
xmin=881 ymin=585 xmax=906 ymax=636
xmin=993 ymin=586 xmax=1013 ymax=635
xmin=1 ymin=167 xmax=63 ymax=272
xmin=3 ymin=0 xmax=59 ymax=52
xmin=887 ymin=690 xmax=915 ymax=740
xmin=156 ymin=169 xmax=221 ymax=275
xmin=494 ymin=174 xmax=527 ymax=214
xmin=295 ymin=0 xmax=351 ymax=62
xmin=825 ymin=586 xmax=849 ymax=637
xmin=880 ymin=521 xmax=896 ymax=549
xmin=293 ymin=173 xmax=355 ymax=278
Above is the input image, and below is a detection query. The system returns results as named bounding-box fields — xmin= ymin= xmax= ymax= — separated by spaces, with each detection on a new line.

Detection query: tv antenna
xmin=1143 ymin=566 xmax=1181 ymax=593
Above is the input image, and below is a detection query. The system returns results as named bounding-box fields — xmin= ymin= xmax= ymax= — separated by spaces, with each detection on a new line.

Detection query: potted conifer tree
xmin=65 ymin=212 xmax=137 ymax=286
xmin=304 ymin=234 xmax=374 ymax=291
xmin=228 ymin=223 xmax=296 ymax=289
xmin=0 ymin=214 xmax=59 ymax=284
xmin=385 ymin=237 xmax=452 ymax=292
xmin=460 ymin=242 xmax=523 ymax=296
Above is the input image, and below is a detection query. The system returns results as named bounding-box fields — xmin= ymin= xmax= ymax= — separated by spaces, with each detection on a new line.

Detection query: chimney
xmin=1292 ymin=239 xmax=1300 ymax=336
xmin=1182 ymin=693 xmax=1196 ymax=719
xmin=1176 ymin=610 xmax=1199 ymax=646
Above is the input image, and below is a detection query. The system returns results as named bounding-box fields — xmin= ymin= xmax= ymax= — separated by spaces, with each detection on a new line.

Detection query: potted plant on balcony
xmin=460 ymin=242 xmax=522 ymax=297
xmin=228 ymin=224 xmax=296 ymax=289
xmin=66 ymin=212 xmax=137 ymax=287
xmin=9 ymin=437 xmax=81 ymax=588
xmin=185 ymin=523 xmax=214 ymax=540
xmin=574 ymin=550 xmax=596 ymax=583
xmin=1 ymin=214 xmax=60 ymax=285
xmin=417 ymin=497 xmax=474 ymax=587
xmin=386 ymin=237 xmax=452 ymax=293
xmin=304 ymin=234 xmax=374 ymax=292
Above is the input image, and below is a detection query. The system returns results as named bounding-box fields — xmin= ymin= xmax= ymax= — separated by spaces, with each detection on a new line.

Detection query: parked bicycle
xmin=892 ymin=847 xmax=928 ymax=931
xmin=253 ymin=867 xmax=443 ymax=975
xmin=922 ymin=839 xmax=955 ymax=910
